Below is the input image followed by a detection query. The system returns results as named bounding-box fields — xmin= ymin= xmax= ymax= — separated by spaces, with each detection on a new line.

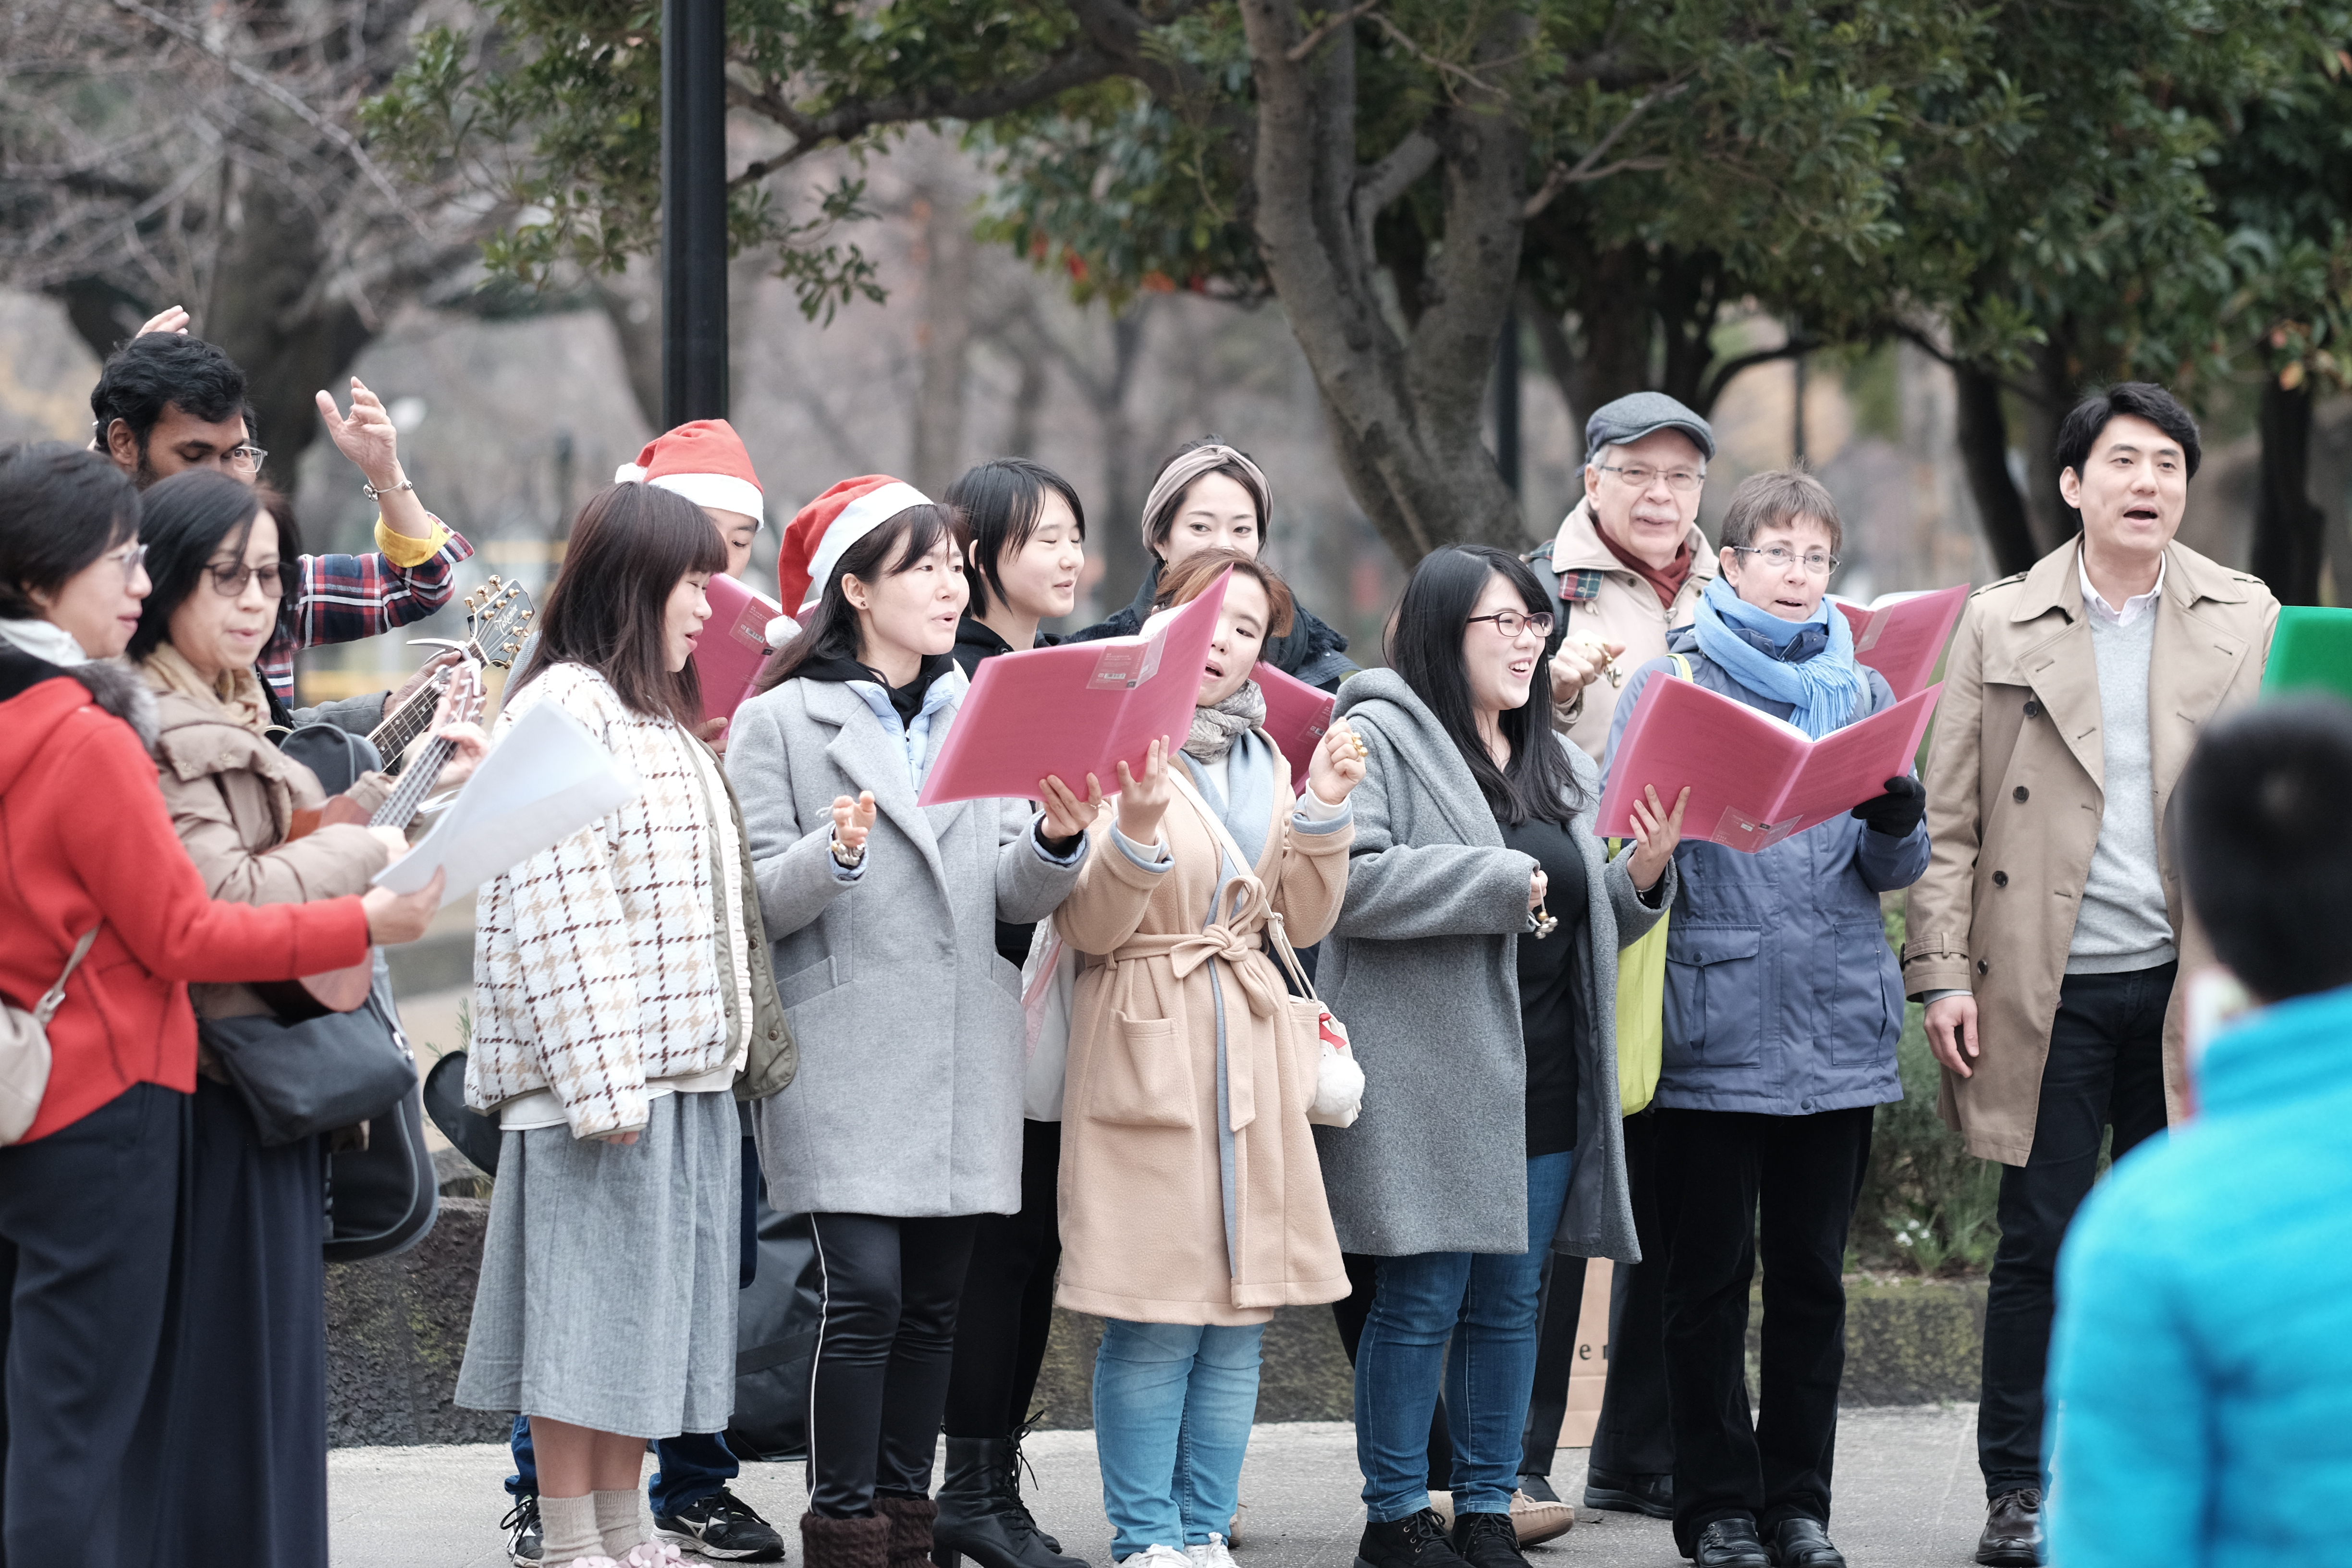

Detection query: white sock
xmin=541 ymin=1493 xmax=604 ymax=1564
xmin=595 ymin=1488 xmax=649 ymax=1558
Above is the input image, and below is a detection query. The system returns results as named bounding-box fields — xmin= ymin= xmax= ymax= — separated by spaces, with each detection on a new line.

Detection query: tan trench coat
xmin=1542 ymin=497 xmax=1716 ymax=759
xmin=1054 ymin=749 xmax=1352 ymax=1325
xmin=1902 ymin=539 xmax=2278 ymax=1165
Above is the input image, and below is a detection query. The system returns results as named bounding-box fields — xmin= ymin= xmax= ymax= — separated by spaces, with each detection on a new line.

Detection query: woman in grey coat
xmin=1316 ymin=546 xmax=1684 ymax=1568
xmin=726 ymin=495 xmax=1097 ymax=1568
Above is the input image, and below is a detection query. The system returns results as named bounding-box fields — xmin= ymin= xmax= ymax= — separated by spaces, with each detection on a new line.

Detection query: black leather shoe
xmin=1692 ymin=1517 xmax=1772 ymax=1568
xmin=1356 ymin=1509 xmax=1472 ymax=1568
xmin=1973 ymin=1489 xmax=2042 ymax=1567
xmin=1765 ymin=1517 xmax=1846 ymax=1568
xmin=1582 ymin=1467 xmax=1674 ymax=1520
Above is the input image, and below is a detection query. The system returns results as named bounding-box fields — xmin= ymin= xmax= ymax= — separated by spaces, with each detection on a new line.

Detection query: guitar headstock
xmin=460 ymin=576 xmax=536 ymax=669
xmin=443 ymin=660 xmax=487 ymax=727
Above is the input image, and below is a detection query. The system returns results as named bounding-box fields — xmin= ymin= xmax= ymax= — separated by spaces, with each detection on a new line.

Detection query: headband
xmin=1138 ymin=444 xmax=1271 ymax=552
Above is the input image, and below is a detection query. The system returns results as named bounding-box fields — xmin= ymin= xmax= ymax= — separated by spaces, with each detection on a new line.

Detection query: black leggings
xmin=807 ymin=1212 xmax=980 ymax=1517
xmin=943 ymin=1120 xmax=1062 ymax=1438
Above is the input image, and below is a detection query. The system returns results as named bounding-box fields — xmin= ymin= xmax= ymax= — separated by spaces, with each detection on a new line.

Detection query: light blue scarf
xmin=1690 ymin=576 xmax=1868 ymax=738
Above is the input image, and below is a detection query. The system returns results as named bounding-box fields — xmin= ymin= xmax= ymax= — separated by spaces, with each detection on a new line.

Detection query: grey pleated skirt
xmin=456 ymin=1089 xmax=740 ymax=1437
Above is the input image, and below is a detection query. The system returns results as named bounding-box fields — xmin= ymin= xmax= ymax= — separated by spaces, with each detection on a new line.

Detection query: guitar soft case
xmin=725 ymin=1197 xmax=825 ymax=1463
xmin=323 ymin=959 xmax=440 ymax=1262
xmin=277 ymin=722 xmax=384 ymax=792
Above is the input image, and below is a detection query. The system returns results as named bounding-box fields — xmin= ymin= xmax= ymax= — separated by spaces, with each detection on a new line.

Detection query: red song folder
xmin=1597 ymin=673 xmax=1942 ymax=852
xmin=918 ymin=569 xmax=1233 ymax=807
xmin=1829 ymin=583 xmax=1969 ymax=701
xmin=694 ymin=574 xmax=784 ymax=732
xmin=1253 ymin=660 xmax=1337 ymax=795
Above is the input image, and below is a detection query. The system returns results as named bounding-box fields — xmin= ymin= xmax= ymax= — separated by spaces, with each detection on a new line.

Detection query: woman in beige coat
xmin=130 ymin=470 xmax=481 ymax=1567
xmin=1052 ymin=550 xmax=1365 ymax=1568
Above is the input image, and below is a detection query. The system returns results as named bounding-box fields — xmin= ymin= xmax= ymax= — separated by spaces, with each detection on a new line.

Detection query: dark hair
xmin=89 ymin=333 xmax=248 ymax=456
xmin=1143 ymin=436 xmax=1269 ymax=557
xmin=514 ymin=482 xmax=728 ymax=725
xmin=2175 ymin=698 xmax=2352 ymax=1003
xmin=129 ymin=469 xmax=285 ymax=662
xmin=756 ymin=503 xmax=970 ymax=691
xmin=946 ymin=458 xmax=1086 ymax=616
xmin=0 ymin=442 xmax=142 ymax=618
xmin=1152 ymin=547 xmax=1296 ymax=639
xmin=2053 ymin=382 xmax=2202 ymax=528
xmin=1719 ymin=468 xmax=1843 ymax=553
xmin=1386 ymin=544 xmax=1585 ymax=825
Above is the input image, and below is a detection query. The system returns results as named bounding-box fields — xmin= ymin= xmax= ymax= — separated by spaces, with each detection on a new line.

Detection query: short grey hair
xmin=1718 ymin=469 xmax=1842 ymax=553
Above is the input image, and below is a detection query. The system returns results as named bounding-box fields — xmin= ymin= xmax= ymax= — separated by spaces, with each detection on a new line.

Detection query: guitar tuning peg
xmin=505 ymin=640 xmax=520 ymax=652
xmin=520 ymin=610 xmax=533 ymax=620
xmin=488 ymin=575 xmax=502 ymax=588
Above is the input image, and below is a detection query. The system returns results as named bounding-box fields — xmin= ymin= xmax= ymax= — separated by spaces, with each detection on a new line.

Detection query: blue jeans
xmin=1093 ymin=1320 xmax=1266 ymax=1558
xmin=506 ymin=1414 xmax=738 ymax=1516
xmin=1356 ymin=1152 xmax=1574 ymax=1523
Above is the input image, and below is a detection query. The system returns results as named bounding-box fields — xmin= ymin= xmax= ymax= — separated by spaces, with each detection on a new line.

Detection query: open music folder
xmin=1828 ymin=583 xmax=1970 ymax=701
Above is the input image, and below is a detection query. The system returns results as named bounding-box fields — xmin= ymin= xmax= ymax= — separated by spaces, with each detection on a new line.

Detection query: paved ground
xmin=329 ymin=1406 xmax=1989 ymax=1568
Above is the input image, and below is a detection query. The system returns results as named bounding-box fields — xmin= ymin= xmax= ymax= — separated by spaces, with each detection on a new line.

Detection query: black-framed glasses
xmin=1467 ymin=609 xmax=1554 ymax=639
xmin=206 ymin=561 xmax=286 ymax=599
xmin=1595 ymin=463 xmax=1705 ymax=494
xmin=1730 ymin=543 xmax=1839 ymax=576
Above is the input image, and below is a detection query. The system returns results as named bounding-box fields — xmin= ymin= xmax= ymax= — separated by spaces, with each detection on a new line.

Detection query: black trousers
xmin=807 ymin=1212 xmax=980 ymax=1517
xmin=1977 ymin=962 xmax=2174 ymax=1497
xmin=1591 ymin=1109 xmax=1673 ymax=1480
xmin=943 ymin=1120 xmax=1062 ymax=1437
xmin=0 ymin=1081 xmax=184 ymax=1568
xmin=1654 ymin=1105 xmax=1873 ymax=1555
xmin=1516 ymin=1251 xmax=1589 ymax=1479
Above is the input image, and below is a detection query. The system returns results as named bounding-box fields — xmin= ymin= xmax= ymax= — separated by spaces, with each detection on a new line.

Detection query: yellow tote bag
xmin=1607 ymin=653 xmax=1688 ymax=1116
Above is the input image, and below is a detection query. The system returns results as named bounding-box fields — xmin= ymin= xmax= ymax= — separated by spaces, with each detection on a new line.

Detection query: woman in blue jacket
xmin=1602 ymin=470 xmax=1928 ymax=1568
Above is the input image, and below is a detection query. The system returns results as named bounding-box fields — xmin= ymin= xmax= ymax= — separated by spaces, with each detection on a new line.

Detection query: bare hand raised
xmin=1627 ymin=784 xmax=1690 ymax=892
xmin=1114 ymin=737 xmax=1174 ymax=845
xmin=361 ymin=868 xmax=445 ymax=944
xmin=315 ymin=376 xmax=405 ymax=491
xmin=831 ymin=791 xmax=878 ymax=853
xmin=1306 ymin=721 xmax=1368 ymax=804
xmin=1550 ymin=637 xmax=1625 ymax=703
xmin=1038 ymin=773 xmax=1106 ymax=841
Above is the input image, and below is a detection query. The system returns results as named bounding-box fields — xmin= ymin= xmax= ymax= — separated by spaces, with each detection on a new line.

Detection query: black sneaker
xmin=1357 ymin=1508 xmax=1473 ymax=1568
xmin=655 ymin=1487 xmax=787 ymax=1562
xmin=1450 ymin=1510 xmax=1530 ymax=1568
xmin=502 ymin=1494 xmax=543 ymax=1566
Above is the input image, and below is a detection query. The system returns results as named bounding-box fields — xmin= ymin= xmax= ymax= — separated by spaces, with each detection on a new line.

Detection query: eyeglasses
xmin=1467 ymin=609 xmax=1555 ymax=640
xmin=223 ymin=445 xmax=267 ymax=476
xmin=207 ymin=561 xmax=287 ymax=599
xmin=104 ymin=541 xmax=148 ymax=585
xmin=1731 ymin=543 xmax=1839 ymax=576
xmin=1595 ymin=464 xmax=1705 ymax=494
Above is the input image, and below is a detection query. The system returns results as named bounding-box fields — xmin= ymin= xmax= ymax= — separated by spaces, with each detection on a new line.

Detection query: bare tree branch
xmin=1701 ymin=333 xmax=1820 ymax=412
xmin=1523 ymin=73 xmax=1691 ymax=219
xmin=1287 ymin=1 xmax=1379 ymax=63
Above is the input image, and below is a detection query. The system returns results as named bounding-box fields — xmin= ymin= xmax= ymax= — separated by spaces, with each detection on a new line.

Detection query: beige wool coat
xmin=1053 ymin=743 xmax=1353 ymax=1326
xmin=1540 ymin=497 xmax=1716 ymax=759
xmin=1902 ymin=539 xmax=2278 ymax=1164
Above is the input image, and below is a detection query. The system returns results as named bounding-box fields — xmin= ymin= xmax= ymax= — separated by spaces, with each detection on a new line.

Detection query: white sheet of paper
xmin=371 ymin=698 xmax=639 ymax=907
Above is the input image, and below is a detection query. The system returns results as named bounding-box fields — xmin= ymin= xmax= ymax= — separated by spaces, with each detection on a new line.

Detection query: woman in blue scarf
xmin=1599 ymin=470 xmax=1929 ymax=1568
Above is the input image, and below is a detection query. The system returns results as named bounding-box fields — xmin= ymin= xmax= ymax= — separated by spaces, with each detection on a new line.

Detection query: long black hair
xmin=946 ymin=458 xmax=1085 ymax=615
xmin=755 ymin=502 xmax=969 ymax=692
xmin=130 ymin=469 xmax=286 ymax=662
xmin=1385 ymin=544 xmax=1584 ymax=826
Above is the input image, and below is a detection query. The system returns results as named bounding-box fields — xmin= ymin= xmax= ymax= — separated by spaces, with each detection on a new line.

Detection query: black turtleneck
xmin=794 ymin=649 xmax=956 ymax=727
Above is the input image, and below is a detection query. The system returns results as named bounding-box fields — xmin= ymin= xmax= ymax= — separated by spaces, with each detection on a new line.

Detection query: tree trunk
xmin=2017 ymin=340 xmax=2073 ymax=553
xmin=909 ymin=187 xmax=976 ymax=496
xmin=2252 ymin=377 xmax=2325 ymax=605
xmin=1090 ymin=306 xmax=1154 ymax=614
xmin=1953 ymin=361 xmax=2042 ymax=578
xmin=1236 ymin=1 xmax=1528 ymax=564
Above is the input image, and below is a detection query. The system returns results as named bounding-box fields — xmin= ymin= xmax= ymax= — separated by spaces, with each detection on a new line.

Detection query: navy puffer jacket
xmin=1603 ymin=624 xmax=1928 ymax=1117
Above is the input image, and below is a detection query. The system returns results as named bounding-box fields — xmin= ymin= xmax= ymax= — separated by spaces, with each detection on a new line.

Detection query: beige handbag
xmin=0 ymin=927 xmax=99 ymax=1146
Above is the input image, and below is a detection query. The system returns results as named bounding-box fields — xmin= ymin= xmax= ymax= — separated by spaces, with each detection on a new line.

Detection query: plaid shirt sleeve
xmin=258 ymin=517 xmax=476 ymax=699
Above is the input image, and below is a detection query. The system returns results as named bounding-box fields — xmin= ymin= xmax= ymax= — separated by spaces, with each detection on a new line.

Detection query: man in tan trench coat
xmin=1902 ymin=382 xmax=2278 ymax=1567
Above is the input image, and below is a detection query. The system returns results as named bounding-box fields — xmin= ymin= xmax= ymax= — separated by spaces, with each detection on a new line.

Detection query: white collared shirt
xmin=2078 ymin=546 xmax=2166 ymax=628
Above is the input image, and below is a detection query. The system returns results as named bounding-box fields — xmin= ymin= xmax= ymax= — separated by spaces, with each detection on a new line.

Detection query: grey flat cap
xmin=1584 ymin=391 xmax=1715 ymax=462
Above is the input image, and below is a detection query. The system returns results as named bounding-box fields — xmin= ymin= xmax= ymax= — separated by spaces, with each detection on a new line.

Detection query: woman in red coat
xmin=0 ymin=441 xmax=441 ymax=1565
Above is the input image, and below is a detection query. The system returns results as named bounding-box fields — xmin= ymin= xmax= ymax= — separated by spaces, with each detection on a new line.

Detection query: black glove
xmin=1851 ymin=775 xmax=1926 ymax=837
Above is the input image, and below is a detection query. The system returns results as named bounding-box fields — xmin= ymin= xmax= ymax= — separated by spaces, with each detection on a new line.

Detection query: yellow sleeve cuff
xmin=374 ymin=514 xmax=451 ymax=570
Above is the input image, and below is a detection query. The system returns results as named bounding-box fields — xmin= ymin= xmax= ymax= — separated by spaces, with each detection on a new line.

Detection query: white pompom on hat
xmin=772 ymin=475 xmax=933 ymax=615
xmin=614 ymin=418 xmax=765 ymax=522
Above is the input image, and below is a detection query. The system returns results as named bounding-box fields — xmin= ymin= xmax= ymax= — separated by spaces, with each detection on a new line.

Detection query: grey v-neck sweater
xmin=2070 ymin=608 xmax=2176 ymax=972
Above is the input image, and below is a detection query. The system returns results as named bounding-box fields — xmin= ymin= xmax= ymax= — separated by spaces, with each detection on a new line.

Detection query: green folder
xmin=2261 ymin=605 xmax=2352 ymax=703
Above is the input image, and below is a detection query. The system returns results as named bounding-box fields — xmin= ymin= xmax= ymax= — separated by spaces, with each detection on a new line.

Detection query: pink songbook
xmin=918 ymin=570 xmax=1233 ymax=807
xmin=1830 ymin=584 xmax=1969 ymax=701
xmin=1253 ymin=660 xmax=1336 ymax=795
xmin=694 ymin=575 xmax=784 ymax=732
xmin=1596 ymin=673 xmax=1942 ymax=852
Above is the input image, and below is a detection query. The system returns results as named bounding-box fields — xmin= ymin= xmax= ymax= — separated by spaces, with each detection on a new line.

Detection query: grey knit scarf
xmin=1184 ymin=680 xmax=1265 ymax=762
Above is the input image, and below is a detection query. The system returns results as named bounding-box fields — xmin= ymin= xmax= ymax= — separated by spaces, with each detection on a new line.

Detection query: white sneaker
xmin=1117 ymin=1547 xmax=1193 ymax=1568
xmin=1187 ymin=1534 xmax=1239 ymax=1568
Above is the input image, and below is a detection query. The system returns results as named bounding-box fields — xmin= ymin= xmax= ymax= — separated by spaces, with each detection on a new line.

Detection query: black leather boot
xmin=932 ymin=1437 xmax=1090 ymax=1568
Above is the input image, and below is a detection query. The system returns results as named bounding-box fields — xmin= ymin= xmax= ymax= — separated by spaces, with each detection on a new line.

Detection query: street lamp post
xmin=662 ymin=0 xmax=728 ymax=426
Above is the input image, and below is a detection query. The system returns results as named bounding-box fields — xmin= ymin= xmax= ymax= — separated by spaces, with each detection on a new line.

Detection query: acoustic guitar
xmin=367 ymin=576 xmax=533 ymax=775
xmin=257 ymin=666 xmax=486 ymax=1020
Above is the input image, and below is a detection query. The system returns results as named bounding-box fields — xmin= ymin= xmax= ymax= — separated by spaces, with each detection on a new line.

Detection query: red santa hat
xmin=772 ymin=474 xmax=932 ymax=618
xmin=614 ymin=419 xmax=765 ymax=522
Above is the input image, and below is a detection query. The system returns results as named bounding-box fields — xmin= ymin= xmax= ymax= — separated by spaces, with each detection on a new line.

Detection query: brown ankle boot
xmin=874 ymin=1495 xmax=939 ymax=1568
xmin=804 ymin=1511 xmax=894 ymax=1568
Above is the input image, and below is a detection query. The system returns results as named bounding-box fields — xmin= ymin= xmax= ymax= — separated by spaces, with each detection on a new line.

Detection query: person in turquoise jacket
xmin=2045 ymin=696 xmax=2352 ymax=1568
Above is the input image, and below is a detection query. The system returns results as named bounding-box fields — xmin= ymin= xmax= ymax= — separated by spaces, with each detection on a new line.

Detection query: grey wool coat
xmin=725 ymin=674 xmax=1086 ymax=1218
xmin=1314 ymin=669 xmax=1670 ymax=1262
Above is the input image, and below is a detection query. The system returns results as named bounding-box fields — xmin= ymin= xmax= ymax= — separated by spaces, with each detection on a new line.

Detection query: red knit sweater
xmin=0 ymin=669 xmax=370 ymax=1142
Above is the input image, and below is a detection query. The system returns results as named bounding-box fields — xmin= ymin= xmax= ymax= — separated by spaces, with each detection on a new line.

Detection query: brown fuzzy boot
xmin=804 ymin=1511 xmax=894 ymax=1568
xmin=874 ymin=1494 xmax=940 ymax=1568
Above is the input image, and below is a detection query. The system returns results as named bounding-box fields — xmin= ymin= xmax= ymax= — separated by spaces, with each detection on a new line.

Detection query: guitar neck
xmin=369 ymin=681 xmax=443 ymax=763
xmin=372 ymin=735 xmax=456 ymax=830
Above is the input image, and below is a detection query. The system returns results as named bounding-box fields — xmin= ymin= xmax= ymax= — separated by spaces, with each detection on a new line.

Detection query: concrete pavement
xmin=329 ymin=1406 xmax=1990 ymax=1568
